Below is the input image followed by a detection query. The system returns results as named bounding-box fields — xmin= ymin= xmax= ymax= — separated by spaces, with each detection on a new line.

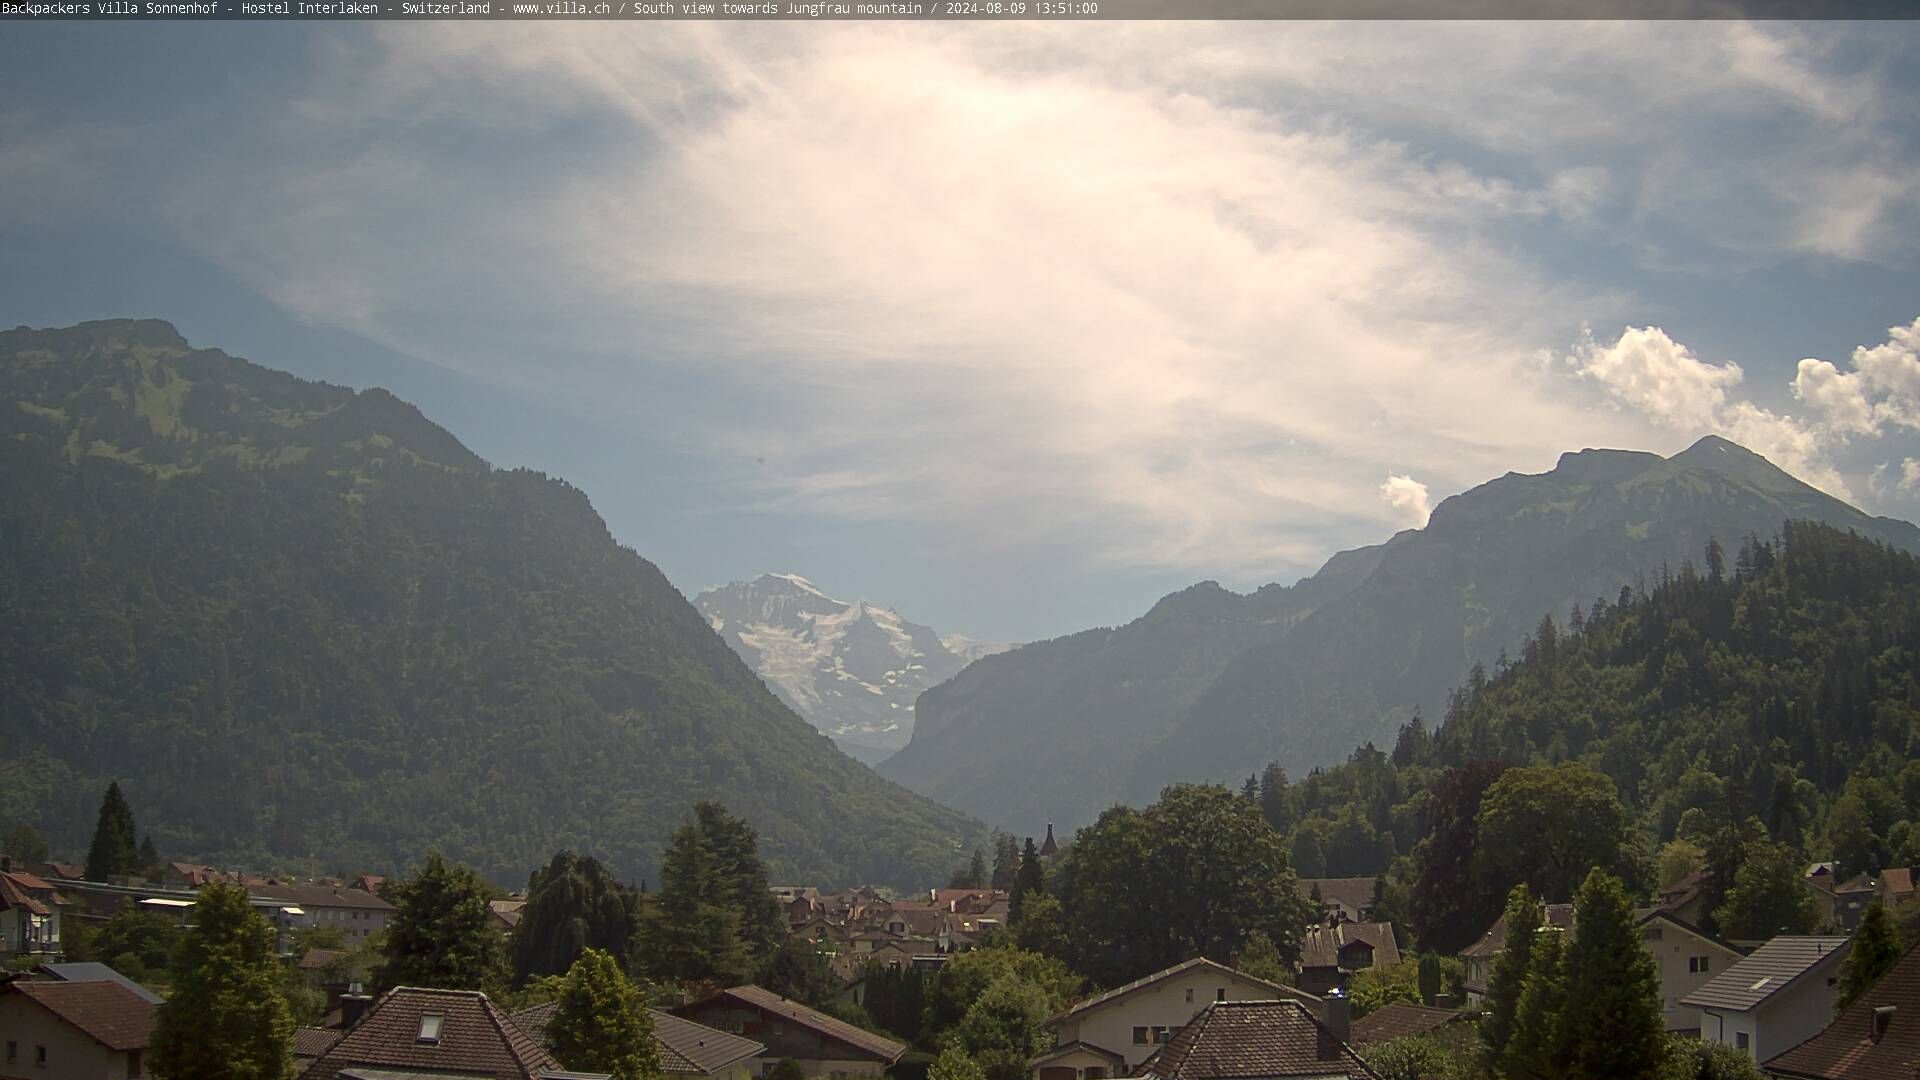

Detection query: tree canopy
xmin=150 ymin=882 xmax=293 ymax=1080
xmin=377 ymin=851 xmax=508 ymax=994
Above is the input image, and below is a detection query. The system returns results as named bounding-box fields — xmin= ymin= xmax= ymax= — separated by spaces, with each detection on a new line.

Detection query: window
xmin=1184 ymin=988 xmax=1194 ymax=1003
xmin=1735 ymin=1032 xmax=1749 ymax=1051
xmin=129 ymin=1049 xmax=144 ymax=1077
xmin=1689 ymin=956 xmax=1710 ymax=974
xmin=1216 ymin=989 xmax=1227 ymax=1002
xmin=35 ymin=1045 xmax=47 ymax=1068
xmin=417 ymin=1013 xmax=444 ymax=1044
xmin=1132 ymin=1027 xmax=1149 ymax=1045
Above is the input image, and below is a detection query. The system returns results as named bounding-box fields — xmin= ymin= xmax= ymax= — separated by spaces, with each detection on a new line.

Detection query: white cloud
xmin=1790 ymin=318 xmax=1920 ymax=436
xmin=1902 ymin=458 xmax=1920 ymax=493
xmin=25 ymin=24 xmax=1918 ymax=582
xmin=1379 ymin=475 xmax=1432 ymax=527
xmin=1792 ymin=358 xmax=1875 ymax=435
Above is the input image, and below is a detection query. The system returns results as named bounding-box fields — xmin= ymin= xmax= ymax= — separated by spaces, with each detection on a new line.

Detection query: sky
xmin=3 ymin=22 xmax=1919 ymax=643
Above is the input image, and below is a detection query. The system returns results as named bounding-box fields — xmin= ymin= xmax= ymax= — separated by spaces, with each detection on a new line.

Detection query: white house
xmin=1637 ymin=910 xmax=1747 ymax=1033
xmin=1033 ymin=958 xmax=1326 ymax=1080
xmin=1680 ymin=935 xmax=1851 ymax=1063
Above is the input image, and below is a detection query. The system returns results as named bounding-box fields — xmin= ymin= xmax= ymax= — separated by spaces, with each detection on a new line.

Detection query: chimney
xmin=340 ymin=983 xmax=374 ymax=1031
xmin=1317 ymin=988 xmax=1351 ymax=1058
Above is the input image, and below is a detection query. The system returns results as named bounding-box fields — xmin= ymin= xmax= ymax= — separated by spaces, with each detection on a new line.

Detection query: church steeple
xmin=1039 ymin=821 xmax=1057 ymax=856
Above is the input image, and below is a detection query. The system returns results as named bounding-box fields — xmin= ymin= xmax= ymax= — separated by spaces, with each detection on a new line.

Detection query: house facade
xmin=1638 ymin=911 xmax=1746 ymax=1032
xmin=0 ymin=872 xmax=64 ymax=960
xmin=1763 ymin=939 xmax=1920 ymax=1079
xmin=1681 ymin=935 xmax=1850 ymax=1064
xmin=0 ymin=978 xmax=154 ymax=1080
xmin=1037 ymin=958 xmax=1325 ymax=1080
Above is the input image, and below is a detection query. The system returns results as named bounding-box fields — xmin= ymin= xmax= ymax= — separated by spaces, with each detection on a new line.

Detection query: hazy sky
xmin=4 ymin=23 xmax=1919 ymax=642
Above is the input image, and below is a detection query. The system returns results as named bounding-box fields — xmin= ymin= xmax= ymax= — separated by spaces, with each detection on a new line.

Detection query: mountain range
xmin=694 ymin=574 xmax=1011 ymax=763
xmin=0 ymin=319 xmax=981 ymax=888
xmin=878 ymin=436 xmax=1920 ymax=834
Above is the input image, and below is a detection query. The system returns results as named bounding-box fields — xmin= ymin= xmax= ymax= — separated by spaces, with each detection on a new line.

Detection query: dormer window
xmin=417 ymin=1013 xmax=444 ymax=1044
xmin=1872 ymin=1005 xmax=1896 ymax=1043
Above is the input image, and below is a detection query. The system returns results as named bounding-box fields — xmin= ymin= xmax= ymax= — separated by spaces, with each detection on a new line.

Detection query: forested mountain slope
xmin=885 ymin=438 xmax=1920 ymax=833
xmin=0 ymin=319 xmax=981 ymax=887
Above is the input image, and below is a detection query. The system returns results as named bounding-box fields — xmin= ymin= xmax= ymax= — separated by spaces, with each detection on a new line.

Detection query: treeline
xmin=1243 ymin=521 xmax=1920 ymax=951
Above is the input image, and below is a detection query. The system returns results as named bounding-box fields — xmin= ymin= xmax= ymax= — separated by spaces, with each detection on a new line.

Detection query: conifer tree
xmin=137 ymin=833 xmax=160 ymax=873
xmin=951 ymin=848 xmax=989 ymax=890
xmin=646 ymin=817 xmax=749 ymax=984
xmin=1009 ymin=838 xmax=1046 ymax=926
xmin=546 ymin=947 xmax=661 ymax=1080
xmin=1479 ymin=884 xmax=1541 ymax=1068
xmin=1837 ymin=900 xmax=1902 ymax=1009
xmin=150 ymin=882 xmax=294 ymax=1080
xmin=84 ymin=782 xmax=139 ymax=881
xmin=1558 ymin=869 xmax=1665 ymax=1080
xmin=990 ymin=833 xmax=1020 ymax=892
xmin=1502 ymin=928 xmax=1566 ymax=1080
xmin=377 ymin=851 xmax=508 ymax=993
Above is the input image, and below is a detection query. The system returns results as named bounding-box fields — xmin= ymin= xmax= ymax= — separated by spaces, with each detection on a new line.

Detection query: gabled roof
xmin=1297 ymin=878 xmax=1378 ymax=916
xmin=651 ymin=1009 xmax=766 ymax=1074
xmin=1300 ymin=923 xmax=1401 ymax=971
xmin=36 ymin=961 xmax=164 ymax=1004
xmin=1030 ymin=1041 xmax=1127 ymax=1069
xmin=0 ymin=871 xmax=51 ymax=915
xmin=298 ymin=986 xmax=561 ymax=1080
xmin=1460 ymin=904 xmax=1576 ymax=961
xmin=4 ymin=979 xmax=155 ymax=1051
xmin=511 ymin=1002 xmax=763 ymax=1075
xmin=1347 ymin=1002 xmax=1462 ymax=1047
xmin=253 ymin=882 xmax=395 ymax=912
xmin=1681 ymin=936 xmax=1851 ymax=1013
xmin=1765 ymin=943 xmax=1920 ymax=1080
xmin=1047 ymin=957 xmax=1317 ymax=1027
xmin=683 ymin=986 xmax=905 ymax=1064
xmin=1138 ymin=999 xmax=1377 ymax=1080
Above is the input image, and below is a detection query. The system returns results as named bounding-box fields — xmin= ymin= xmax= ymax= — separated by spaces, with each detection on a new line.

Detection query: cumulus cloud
xmin=1574 ymin=325 xmax=1847 ymax=497
xmin=1903 ymin=459 xmax=1920 ymax=493
xmin=1379 ymin=475 xmax=1432 ymax=527
xmin=1792 ymin=318 xmax=1920 ymax=436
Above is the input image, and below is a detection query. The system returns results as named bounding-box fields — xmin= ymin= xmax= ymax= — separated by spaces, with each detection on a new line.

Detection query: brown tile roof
xmin=1048 ymin=958 xmax=1317 ymax=1027
xmin=1297 ymin=878 xmax=1379 ymax=917
xmin=6 ymin=979 xmax=155 ymax=1051
xmin=1766 ymin=943 xmax=1920 ymax=1080
xmin=1459 ymin=904 xmax=1576 ymax=961
xmin=689 ymin=986 xmax=905 ymax=1064
xmin=0 ymin=871 xmax=51 ymax=915
xmin=299 ymin=948 xmax=351 ymax=971
xmin=510 ymin=1002 xmax=763 ymax=1074
xmin=650 ymin=1009 xmax=766 ymax=1074
xmin=1139 ymin=999 xmax=1377 ymax=1080
xmin=1347 ymin=1002 xmax=1461 ymax=1047
xmin=1030 ymin=1042 xmax=1128 ymax=1069
xmin=1299 ymin=923 xmax=1401 ymax=971
xmin=294 ymin=1026 xmax=347 ymax=1059
xmin=297 ymin=986 xmax=561 ymax=1080
xmin=254 ymin=883 xmax=395 ymax=912
xmin=1681 ymin=936 xmax=1851 ymax=1013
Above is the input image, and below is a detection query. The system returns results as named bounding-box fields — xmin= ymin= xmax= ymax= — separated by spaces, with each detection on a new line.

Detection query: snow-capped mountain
xmin=694 ymin=574 xmax=1013 ymax=764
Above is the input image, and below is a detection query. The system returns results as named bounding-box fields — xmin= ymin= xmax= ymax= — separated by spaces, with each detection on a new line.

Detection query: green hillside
xmin=0 ymin=319 xmax=981 ymax=887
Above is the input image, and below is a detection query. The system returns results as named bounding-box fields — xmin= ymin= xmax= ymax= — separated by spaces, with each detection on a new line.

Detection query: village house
xmin=1681 ymin=935 xmax=1851 ymax=1064
xmin=1033 ymin=957 xmax=1327 ymax=1080
xmin=1461 ymin=903 xmax=1739 ymax=1030
xmin=1134 ymin=999 xmax=1373 ymax=1080
xmin=1296 ymin=878 xmax=1379 ymax=926
xmin=0 ymin=870 xmax=65 ymax=960
xmin=513 ymin=1003 xmax=765 ymax=1080
xmin=1762 ymin=939 xmax=1920 ymax=1079
xmin=251 ymin=882 xmax=395 ymax=944
xmin=673 ymin=985 xmax=906 ymax=1079
xmin=296 ymin=984 xmax=597 ymax=1080
xmin=0 ymin=977 xmax=154 ymax=1079
xmin=1296 ymin=921 xmax=1401 ymax=997
xmin=31 ymin=963 xmax=161 ymax=1005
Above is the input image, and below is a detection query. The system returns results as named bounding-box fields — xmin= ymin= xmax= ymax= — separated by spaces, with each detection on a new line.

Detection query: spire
xmin=1040 ymin=822 xmax=1057 ymax=856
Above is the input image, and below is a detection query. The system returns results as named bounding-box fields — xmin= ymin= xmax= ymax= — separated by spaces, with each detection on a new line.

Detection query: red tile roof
xmin=1347 ymin=1002 xmax=1461 ymax=1047
xmin=1765 ymin=943 xmax=1920 ymax=1080
xmin=296 ymin=986 xmax=560 ymax=1080
xmin=0 ymin=872 xmax=51 ymax=916
xmin=1139 ymin=999 xmax=1377 ymax=1080
xmin=685 ymin=986 xmax=905 ymax=1064
xmin=5 ymin=979 xmax=155 ymax=1051
xmin=1299 ymin=923 xmax=1401 ymax=971
xmin=294 ymin=1026 xmax=346 ymax=1059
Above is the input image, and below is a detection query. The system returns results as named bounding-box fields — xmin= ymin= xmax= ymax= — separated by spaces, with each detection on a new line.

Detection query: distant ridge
xmin=0 ymin=319 xmax=982 ymax=887
xmin=881 ymin=435 xmax=1920 ymax=833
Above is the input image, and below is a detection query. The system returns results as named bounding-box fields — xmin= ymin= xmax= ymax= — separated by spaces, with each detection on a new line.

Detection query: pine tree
xmin=377 ymin=851 xmax=508 ymax=993
xmin=1009 ymin=838 xmax=1046 ymax=926
xmin=990 ymin=832 xmax=1020 ymax=892
xmin=545 ymin=948 xmax=661 ymax=1080
xmin=150 ymin=882 xmax=294 ymax=1080
xmin=1417 ymin=953 xmax=1441 ymax=1006
xmin=1479 ymin=884 xmax=1541 ymax=1068
xmin=137 ymin=834 xmax=160 ymax=872
xmin=1501 ymin=927 xmax=1567 ymax=1080
xmin=84 ymin=782 xmax=139 ymax=881
xmin=1836 ymin=900 xmax=1902 ymax=1009
xmin=645 ymin=818 xmax=749 ymax=984
xmin=951 ymin=849 xmax=989 ymax=890
xmin=1558 ymin=869 xmax=1665 ymax=1080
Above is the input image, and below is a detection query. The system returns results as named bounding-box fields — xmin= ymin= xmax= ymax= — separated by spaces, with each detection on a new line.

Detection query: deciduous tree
xmin=377 ymin=851 xmax=507 ymax=993
xmin=546 ymin=948 xmax=661 ymax=1080
xmin=1837 ymin=900 xmax=1902 ymax=1009
xmin=150 ymin=882 xmax=293 ymax=1080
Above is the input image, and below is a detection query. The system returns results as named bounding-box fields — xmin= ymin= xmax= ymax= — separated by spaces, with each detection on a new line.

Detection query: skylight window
xmin=417 ymin=1014 xmax=444 ymax=1044
xmin=1748 ymin=977 xmax=1771 ymax=991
